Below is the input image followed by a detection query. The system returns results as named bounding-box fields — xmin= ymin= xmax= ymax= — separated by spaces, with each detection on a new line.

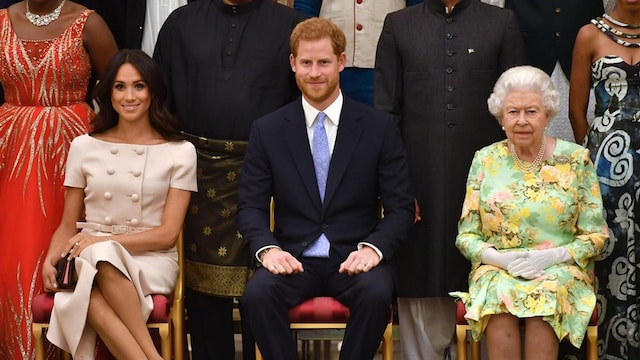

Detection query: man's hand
xmin=339 ymin=246 xmax=381 ymax=276
xmin=261 ymin=248 xmax=304 ymax=275
xmin=414 ymin=199 xmax=422 ymax=223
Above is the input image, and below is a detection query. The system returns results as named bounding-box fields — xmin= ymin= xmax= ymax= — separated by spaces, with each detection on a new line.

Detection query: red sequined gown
xmin=0 ymin=9 xmax=94 ymax=359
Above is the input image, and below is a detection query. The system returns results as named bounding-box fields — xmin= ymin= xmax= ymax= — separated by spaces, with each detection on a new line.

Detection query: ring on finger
xmin=74 ymin=241 xmax=80 ymax=247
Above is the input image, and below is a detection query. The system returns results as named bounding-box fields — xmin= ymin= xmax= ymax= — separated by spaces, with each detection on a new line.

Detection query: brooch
xmin=555 ymin=155 xmax=570 ymax=164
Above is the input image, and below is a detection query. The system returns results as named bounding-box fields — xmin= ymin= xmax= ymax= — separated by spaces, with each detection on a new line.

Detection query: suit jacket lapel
xmin=323 ymin=100 xmax=364 ymax=210
xmin=283 ymin=101 xmax=323 ymax=209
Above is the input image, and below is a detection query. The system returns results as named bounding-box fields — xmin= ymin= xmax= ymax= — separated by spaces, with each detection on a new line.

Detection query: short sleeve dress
xmin=46 ymin=134 xmax=197 ymax=358
xmin=450 ymin=139 xmax=608 ymax=348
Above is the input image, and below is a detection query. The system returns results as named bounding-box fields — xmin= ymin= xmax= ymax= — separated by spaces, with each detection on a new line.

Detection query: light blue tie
xmin=303 ymin=112 xmax=331 ymax=258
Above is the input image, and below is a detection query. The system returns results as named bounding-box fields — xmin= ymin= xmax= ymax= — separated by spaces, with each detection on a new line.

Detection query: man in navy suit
xmin=237 ymin=17 xmax=415 ymax=360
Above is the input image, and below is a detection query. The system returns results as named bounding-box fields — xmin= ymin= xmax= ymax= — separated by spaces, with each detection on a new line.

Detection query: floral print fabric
xmin=451 ymin=139 xmax=608 ymax=348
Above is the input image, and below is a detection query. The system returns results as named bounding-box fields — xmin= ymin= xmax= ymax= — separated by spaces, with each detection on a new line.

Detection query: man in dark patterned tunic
xmin=154 ymin=1 xmax=305 ymax=358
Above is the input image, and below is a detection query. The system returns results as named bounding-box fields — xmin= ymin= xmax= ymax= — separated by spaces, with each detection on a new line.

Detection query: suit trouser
xmin=397 ymin=297 xmax=456 ymax=360
xmin=242 ymin=253 xmax=394 ymax=360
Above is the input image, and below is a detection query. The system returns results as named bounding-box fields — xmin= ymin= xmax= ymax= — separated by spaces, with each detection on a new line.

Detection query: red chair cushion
xmin=31 ymin=293 xmax=172 ymax=323
xmin=289 ymin=297 xmax=350 ymax=323
xmin=32 ymin=293 xmax=55 ymax=322
xmin=455 ymin=300 xmax=598 ymax=326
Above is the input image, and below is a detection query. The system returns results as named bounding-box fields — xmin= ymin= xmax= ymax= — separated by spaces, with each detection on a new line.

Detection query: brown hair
xmin=90 ymin=49 xmax=183 ymax=141
xmin=290 ymin=17 xmax=346 ymax=57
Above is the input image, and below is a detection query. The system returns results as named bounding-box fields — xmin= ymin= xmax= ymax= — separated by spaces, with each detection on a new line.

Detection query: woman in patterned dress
xmin=451 ymin=65 xmax=608 ymax=359
xmin=0 ymin=1 xmax=116 ymax=358
xmin=570 ymin=0 xmax=640 ymax=358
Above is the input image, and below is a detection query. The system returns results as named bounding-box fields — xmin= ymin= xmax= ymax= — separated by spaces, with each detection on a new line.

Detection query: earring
xmin=501 ymin=126 xmax=505 ymax=131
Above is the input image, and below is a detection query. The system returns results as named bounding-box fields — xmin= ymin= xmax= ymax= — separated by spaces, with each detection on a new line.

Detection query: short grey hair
xmin=487 ymin=65 xmax=560 ymax=122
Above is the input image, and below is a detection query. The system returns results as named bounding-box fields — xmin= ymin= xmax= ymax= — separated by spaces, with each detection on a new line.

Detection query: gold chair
xmin=32 ymin=232 xmax=185 ymax=360
xmin=455 ymin=301 xmax=598 ymax=360
xmin=255 ymin=200 xmax=393 ymax=359
xmin=255 ymin=297 xmax=394 ymax=360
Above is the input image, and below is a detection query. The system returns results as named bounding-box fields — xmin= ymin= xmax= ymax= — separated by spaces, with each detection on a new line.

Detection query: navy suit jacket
xmin=237 ymin=96 xmax=415 ymax=262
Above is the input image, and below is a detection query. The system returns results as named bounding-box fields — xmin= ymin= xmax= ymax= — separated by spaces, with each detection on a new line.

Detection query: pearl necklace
xmin=26 ymin=0 xmax=65 ymax=27
xmin=508 ymin=136 xmax=546 ymax=173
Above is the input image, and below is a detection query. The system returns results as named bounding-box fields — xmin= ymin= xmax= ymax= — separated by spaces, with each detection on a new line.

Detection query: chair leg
xmin=381 ymin=322 xmax=393 ymax=360
xmin=157 ymin=324 xmax=171 ymax=359
xmin=456 ymin=324 xmax=468 ymax=360
xmin=32 ymin=323 xmax=46 ymax=360
xmin=470 ymin=336 xmax=481 ymax=360
xmin=255 ymin=344 xmax=264 ymax=360
xmin=587 ymin=325 xmax=598 ymax=360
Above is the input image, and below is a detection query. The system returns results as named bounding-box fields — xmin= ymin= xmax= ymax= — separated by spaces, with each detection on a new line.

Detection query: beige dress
xmin=46 ymin=134 xmax=197 ymax=359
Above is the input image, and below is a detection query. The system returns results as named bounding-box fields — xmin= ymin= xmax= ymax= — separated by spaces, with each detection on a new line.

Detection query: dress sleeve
xmin=564 ymin=148 xmax=609 ymax=268
xmin=169 ymin=141 xmax=198 ymax=192
xmin=456 ymin=149 xmax=494 ymax=264
xmin=63 ymin=136 xmax=86 ymax=189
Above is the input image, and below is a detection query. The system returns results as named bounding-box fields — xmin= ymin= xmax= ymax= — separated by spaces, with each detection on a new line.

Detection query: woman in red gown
xmin=0 ymin=1 xmax=116 ymax=358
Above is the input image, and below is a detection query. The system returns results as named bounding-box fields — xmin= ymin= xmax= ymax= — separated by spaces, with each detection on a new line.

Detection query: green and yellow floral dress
xmin=450 ymin=139 xmax=608 ymax=348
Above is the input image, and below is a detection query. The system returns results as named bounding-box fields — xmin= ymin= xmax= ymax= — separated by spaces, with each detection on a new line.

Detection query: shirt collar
xmin=427 ymin=0 xmax=470 ymax=16
xmin=214 ymin=0 xmax=262 ymax=15
xmin=302 ymin=92 xmax=343 ymax=129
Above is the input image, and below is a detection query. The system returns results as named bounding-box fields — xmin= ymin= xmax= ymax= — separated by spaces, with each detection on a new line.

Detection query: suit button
xmin=447 ymin=122 xmax=456 ymax=128
xmin=301 ymin=242 xmax=308 ymax=247
xmin=322 ymin=224 xmax=329 ymax=230
xmin=555 ymin=31 xmax=561 ymax=37
xmin=447 ymin=86 xmax=454 ymax=92
xmin=446 ymin=103 xmax=454 ymax=110
xmin=446 ymin=67 xmax=453 ymax=74
xmin=446 ymin=33 xmax=453 ymax=40
xmin=446 ymin=50 xmax=453 ymax=57
xmin=555 ymin=7 xmax=561 ymax=13
xmin=446 ymin=17 xmax=453 ymax=24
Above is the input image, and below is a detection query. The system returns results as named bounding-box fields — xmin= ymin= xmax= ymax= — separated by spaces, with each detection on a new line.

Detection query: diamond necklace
xmin=26 ymin=0 xmax=66 ymax=27
xmin=508 ymin=136 xmax=547 ymax=173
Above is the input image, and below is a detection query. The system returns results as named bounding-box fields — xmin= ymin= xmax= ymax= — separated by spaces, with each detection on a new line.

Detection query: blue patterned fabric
xmin=586 ymin=55 xmax=640 ymax=359
xmin=304 ymin=112 xmax=331 ymax=257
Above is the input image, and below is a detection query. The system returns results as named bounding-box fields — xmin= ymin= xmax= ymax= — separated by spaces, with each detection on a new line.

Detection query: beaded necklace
xmin=592 ymin=19 xmax=640 ymax=48
xmin=26 ymin=0 xmax=66 ymax=27
xmin=603 ymin=13 xmax=640 ymax=29
xmin=595 ymin=17 xmax=640 ymax=39
xmin=508 ymin=136 xmax=546 ymax=174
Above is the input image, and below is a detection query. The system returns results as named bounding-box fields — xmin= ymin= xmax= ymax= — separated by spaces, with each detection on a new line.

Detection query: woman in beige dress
xmin=41 ymin=49 xmax=197 ymax=359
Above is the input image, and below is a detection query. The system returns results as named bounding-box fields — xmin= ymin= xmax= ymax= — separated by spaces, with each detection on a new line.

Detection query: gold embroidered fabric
xmin=0 ymin=9 xmax=94 ymax=359
xmin=182 ymin=134 xmax=252 ymax=297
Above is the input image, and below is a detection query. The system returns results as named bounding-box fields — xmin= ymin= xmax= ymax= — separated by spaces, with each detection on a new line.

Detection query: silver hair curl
xmin=487 ymin=65 xmax=560 ymax=123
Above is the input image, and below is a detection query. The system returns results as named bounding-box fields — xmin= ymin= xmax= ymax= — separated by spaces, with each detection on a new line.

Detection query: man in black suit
xmin=237 ymin=17 xmax=415 ymax=360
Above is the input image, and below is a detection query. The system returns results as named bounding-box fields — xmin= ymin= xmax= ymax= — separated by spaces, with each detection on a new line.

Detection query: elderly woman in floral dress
xmin=451 ymin=65 xmax=608 ymax=360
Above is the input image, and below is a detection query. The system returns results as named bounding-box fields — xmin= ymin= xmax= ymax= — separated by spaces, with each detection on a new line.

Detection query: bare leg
xmin=87 ymin=287 xmax=150 ymax=359
xmin=485 ymin=313 xmax=521 ymax=360
xmin=92 ymin=262 xmax=162 ymax=360
xmin=523 ymin=317 xmax=558 ymax=360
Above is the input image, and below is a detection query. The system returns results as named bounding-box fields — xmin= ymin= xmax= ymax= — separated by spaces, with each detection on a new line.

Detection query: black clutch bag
xmin=55 ymin=256 xmax=77 ymax=289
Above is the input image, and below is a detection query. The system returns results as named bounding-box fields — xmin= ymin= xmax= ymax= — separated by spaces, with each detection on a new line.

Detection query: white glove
xmin=481 ymin=248 xmax=527 ymax=270
xmin=507 ymin=247 xmax=572 ymax=279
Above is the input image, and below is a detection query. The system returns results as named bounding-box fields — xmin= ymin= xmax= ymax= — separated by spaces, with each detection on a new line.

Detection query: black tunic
xmin=154 ymin=0 xmax=304 ymax=296
xmin=374 ymin=0 xmax=525 ymax=297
